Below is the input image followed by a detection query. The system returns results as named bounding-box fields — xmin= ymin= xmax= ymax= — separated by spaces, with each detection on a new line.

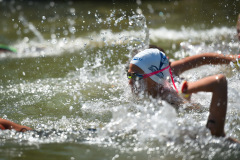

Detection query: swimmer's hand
xmin=0 ymin=118 xmax=32 ymax=132
xmin=179 ymin=81 xmax=191 ymax=100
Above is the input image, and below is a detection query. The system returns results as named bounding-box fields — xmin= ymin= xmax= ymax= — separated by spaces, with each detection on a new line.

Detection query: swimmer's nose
xmin=128 ymin=79 xmax=133 ymax=86
xmin=128 ymin=79 xmax=135 ymax=93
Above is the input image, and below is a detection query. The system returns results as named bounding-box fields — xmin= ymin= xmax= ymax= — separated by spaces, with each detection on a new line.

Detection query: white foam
xmin=150 ymin=26 xmax=236 ymax=41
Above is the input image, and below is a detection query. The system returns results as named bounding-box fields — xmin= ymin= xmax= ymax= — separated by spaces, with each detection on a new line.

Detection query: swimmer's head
xmin=129 ymin=48 xmax=170 ymax=85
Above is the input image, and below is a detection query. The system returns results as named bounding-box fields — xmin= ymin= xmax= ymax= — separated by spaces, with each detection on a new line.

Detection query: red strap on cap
xmin=143 ymin=66 xmax=170 ymax=79
xmin=142 ymin=66 xmax=179 ymax=93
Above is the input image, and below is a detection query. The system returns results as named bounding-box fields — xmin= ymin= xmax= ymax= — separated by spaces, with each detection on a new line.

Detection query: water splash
xmin=18 ymin=15 xmax=45 ymax=42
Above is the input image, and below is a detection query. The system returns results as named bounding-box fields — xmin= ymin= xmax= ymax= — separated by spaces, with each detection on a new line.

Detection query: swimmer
xmin=0 ymin=118 xmax=32 ymax=132
xmin=127 ymin=48 xmax=240 ymax=142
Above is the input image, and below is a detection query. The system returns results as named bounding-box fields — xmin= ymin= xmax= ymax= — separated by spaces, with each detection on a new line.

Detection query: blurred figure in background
xmin=237 ymin=14 xmax=240 ymax=41
xmin=0 ymin=44 xmax=17 ymax=53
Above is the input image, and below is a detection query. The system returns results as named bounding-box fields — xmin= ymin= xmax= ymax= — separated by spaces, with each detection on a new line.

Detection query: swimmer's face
xmin=127 ymin=64 xmax=155 ymax=95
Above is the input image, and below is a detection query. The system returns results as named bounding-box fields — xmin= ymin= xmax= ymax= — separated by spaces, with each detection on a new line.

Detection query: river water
xmin=0 ymin=0 xmax=240 ymax=159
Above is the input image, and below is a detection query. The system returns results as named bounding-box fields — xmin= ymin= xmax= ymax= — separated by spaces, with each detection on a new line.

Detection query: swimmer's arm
xmin=170 ymin=53 xmax=238 ymax=75
xmin=183 ymin=75 xmax=227 ymax=137
xmin=0 ymin=118 xmax=32 ymax=132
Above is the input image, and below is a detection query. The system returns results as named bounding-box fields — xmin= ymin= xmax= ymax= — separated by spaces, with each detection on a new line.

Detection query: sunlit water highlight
xmin=1 ymin=0 xmax=240 ymax=159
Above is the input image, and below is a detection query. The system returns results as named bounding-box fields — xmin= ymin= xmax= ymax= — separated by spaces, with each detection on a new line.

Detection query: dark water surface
xmin=1 ymin=0 xmax=240 ymax=159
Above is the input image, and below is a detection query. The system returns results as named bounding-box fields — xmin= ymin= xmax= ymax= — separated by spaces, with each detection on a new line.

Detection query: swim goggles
xmin=127 ymin=72 xmax=144 ymax=80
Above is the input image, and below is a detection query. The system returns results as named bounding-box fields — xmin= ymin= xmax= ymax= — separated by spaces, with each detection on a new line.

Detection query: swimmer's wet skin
xmin=0 ymin=118 xmax=32 ymax=132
